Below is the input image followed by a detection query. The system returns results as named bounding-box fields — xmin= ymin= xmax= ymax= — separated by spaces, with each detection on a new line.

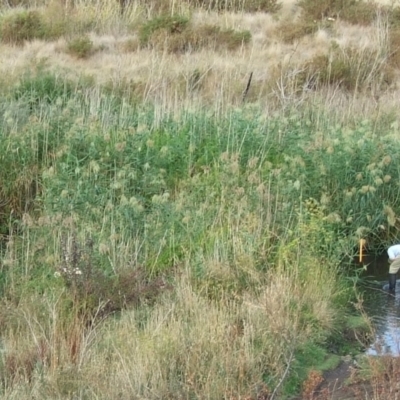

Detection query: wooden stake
xmin=359 ymin=239 xmax=366 ymax=262
xmin=242 ymin=72 xmax=253 ymax=103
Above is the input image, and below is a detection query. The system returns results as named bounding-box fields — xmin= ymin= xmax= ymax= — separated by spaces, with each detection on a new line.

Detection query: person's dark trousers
xmin=389 ymin=273 xmax=397 ymax=292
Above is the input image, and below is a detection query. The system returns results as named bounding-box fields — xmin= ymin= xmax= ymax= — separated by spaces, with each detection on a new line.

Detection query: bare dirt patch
xmin=293 ymin=355 xmax=400 ymax=400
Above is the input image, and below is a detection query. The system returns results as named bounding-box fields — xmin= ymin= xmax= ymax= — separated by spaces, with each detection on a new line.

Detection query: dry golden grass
xmin=0 ymin=0 xmax=398 ymax=118
xmin=0 ymin=255 xmax=341 ymax=398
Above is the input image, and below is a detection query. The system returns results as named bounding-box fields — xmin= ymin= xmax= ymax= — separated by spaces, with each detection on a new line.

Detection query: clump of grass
xmin=196 ymin=24 xmax=251 ymax=50
xmin=66 ymin=35 xmax=95 ymax=58
xmin=275 ymin=18 xmax=319 ymax=44
xmin=298 ymin=0 xmax=378 ymax=26
xmin=79 ymin=260 xmax=341 ymax=399
xmin=0 ymin=10 xmax=44 ymax=45
xmin=138 ymin=14 xmax=190 ymax=45
xmin=342 ymin=1 xmax=378 ymax=26
xmin=389 ymin=6 xmax=400 ymax=29
xmin=102 ymin=76 xmax=146 ymax=102
xmin=354 ymin=356 xmax=400 ymax=398
xmin=388 ymin=28 xmax=400 ymax=69
xmin=56 ymin=232 xmax=168 ymax=321
xmin=39 ymin=0 xmax=70 ymax=39
xmin=121 ymin=36 xmax=140 ymax=52
xmin=0 ymin=224 xmax=169 ymax=387
xmin=274 ymin=0 xmax=380 ymax=47
xmin=140 ymin=14 xmax=251 ymax=52
xmin=297 ymin=45 xmax=391 ymax=92
xmin=0 ymin=7 xmax=70 ymax=44
xmin=151 ymin=24 xmax=251 ymax=52
xmin=13 ymin=66 xmax=76 ymax=107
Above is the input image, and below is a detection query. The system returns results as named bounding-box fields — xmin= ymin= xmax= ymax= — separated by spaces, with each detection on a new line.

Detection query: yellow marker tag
xmin=359 ymin=239 xmax=366 ymax=262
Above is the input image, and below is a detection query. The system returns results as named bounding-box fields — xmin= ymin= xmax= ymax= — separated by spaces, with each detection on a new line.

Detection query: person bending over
xmin=387 ymin=244 xmax=400 ymax=292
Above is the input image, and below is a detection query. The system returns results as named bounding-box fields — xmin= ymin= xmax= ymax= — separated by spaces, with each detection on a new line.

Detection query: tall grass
xmin=1 ymin=0 xmax=400 ymax=120
xmin=1 ymin=1 xmax=400 ymax=398
xmin=0 ymin=69 xmax=399 ymax=397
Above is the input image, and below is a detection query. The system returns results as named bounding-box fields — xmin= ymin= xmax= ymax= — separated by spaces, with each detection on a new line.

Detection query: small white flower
xmin=54 ymin=271 xmax=61 ymax=278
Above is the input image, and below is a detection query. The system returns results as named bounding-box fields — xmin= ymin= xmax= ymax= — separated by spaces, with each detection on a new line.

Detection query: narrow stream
xmin=360 ymin=252 xmax=400 ymax=356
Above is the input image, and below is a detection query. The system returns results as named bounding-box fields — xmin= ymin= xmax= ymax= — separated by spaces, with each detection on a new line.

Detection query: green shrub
xmin=139 ymin=14 xmax=190 ymax=45
xmin=66 ymin=35 xmax=94 ymax=59
xmin=298 ymin=0 xmax=377 ymax=25
xmin=214 ymin=27 xmax=252 ymax=50
xmin=0 ymin=7 xmax=69 ymax=44
xmin=342 ymin=1 xmax=377 ymax=25
xmin=0 ymin=10 xmax=44 ymax=45
xmin=142 ymin=16 xmax=251 ymax=53
xmin=276 ymin=19 xmax=319 ymax=44
xmin=157 ymin=25 xmax=251 ymax=52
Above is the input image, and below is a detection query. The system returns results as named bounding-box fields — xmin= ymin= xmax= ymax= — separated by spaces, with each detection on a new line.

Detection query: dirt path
xmin=289 ymin=360 xmax=358 ymax=400
xmin=292 ymin=355 xmax=400 ymax=400
xmin=311 ymin=360 xmax=367 ymax=400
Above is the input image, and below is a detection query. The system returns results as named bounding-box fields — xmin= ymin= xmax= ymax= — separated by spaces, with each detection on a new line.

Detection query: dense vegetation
xmin=1 ymin=0 xmax=400 ymax=399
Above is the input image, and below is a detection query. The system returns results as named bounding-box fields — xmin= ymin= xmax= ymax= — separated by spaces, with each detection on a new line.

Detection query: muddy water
xmin=360 ymin=252 xmax=400 ymax=356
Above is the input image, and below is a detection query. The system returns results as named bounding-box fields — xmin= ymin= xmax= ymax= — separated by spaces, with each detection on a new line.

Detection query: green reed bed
xmin=0 ymin=73 xmax=399 ymax=398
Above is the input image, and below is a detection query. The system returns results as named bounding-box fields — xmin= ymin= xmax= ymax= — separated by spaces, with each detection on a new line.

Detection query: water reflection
xmin=358 ymin=253 xmax=400 ymax=356
xmin=365 ymin=284 xmax=400 ymax=356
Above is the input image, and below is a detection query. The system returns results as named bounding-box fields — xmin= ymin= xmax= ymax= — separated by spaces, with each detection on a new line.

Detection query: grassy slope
xmin=1 ymin=1 xmax=400 ymax=399
xmin=0 ymin=0 xmax=399 ymax=116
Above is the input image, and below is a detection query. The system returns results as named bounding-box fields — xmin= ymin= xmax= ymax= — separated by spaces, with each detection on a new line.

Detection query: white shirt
xmin=388 ymin=244 xmax=400 ymax=260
